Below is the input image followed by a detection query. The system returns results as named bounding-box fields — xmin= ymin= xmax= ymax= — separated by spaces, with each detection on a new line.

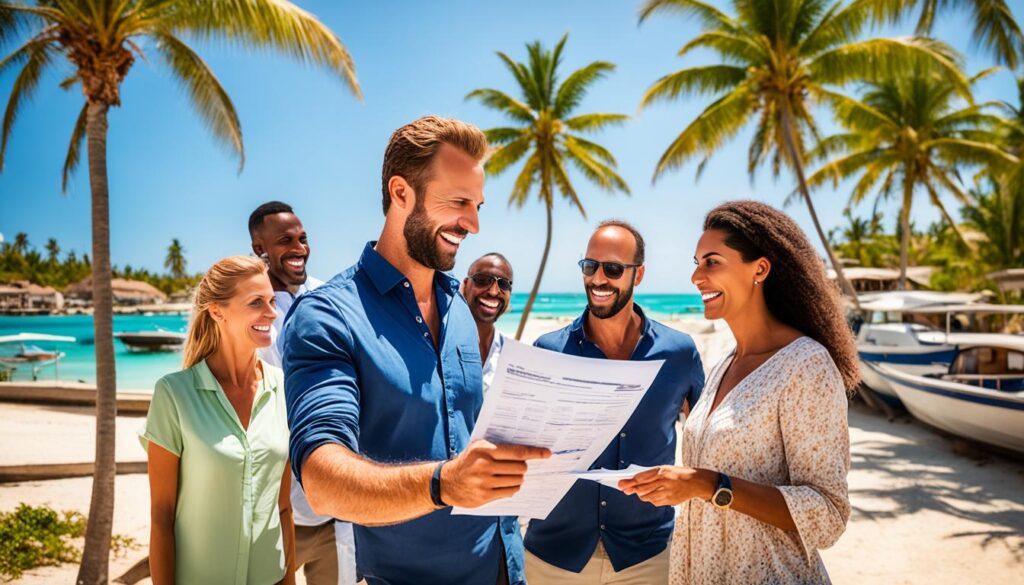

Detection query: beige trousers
xmin=294 ymin=522 xmax=339 ymax=585
xmin=525 ymin=541 xmax=670 ymax=585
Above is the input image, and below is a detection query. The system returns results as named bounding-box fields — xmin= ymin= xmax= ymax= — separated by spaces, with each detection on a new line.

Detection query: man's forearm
xmin=302 ymin=443 xmax=440 ymax=525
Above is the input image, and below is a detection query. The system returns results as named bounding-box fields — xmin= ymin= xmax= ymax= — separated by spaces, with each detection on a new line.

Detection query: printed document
xmin=452 ymin=339 xmax=664 ymax=519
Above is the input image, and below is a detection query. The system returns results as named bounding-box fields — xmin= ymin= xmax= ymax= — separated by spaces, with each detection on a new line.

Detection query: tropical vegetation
xmin=0 ymin=233 xmax=199 ymax=294
xmin=0 ymin=1 xmax=360 ymax=582
xmin=806 ymin=67 xmax=1015 ymax=288
xmin=467 ymin=33 xmax=629 ymax=339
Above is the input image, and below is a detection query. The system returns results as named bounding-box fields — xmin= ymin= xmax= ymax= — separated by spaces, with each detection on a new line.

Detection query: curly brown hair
xmin=704 ymin=200 xmax=859 ymax=392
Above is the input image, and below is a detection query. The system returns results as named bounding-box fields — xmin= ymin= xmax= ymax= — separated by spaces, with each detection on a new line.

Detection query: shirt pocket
xmin=457 ymin=344 xmax=483 ymax=396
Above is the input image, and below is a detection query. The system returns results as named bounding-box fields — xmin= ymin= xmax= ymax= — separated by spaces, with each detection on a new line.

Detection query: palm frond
xmin=154 ymin=32 xmax=244 ymax=169
xmin=964 ymin=0 xmax=1024 ymax=69
xmin=509 ymin=152 xmax=540 ymax=208
xmin=652 ymin=85 xmax=755 ymax=181
xmin=0 ymin=40 xmax=53 ymax=170
xmin=495 ymin=51 xmax=540 ymax=108
xmin=550 ymin=151 xmax=586 ymax=217
xmin=639 ymin=65 xmax=746 ymax=109
xmin=564 ymin=112 xmax=628 ymax=132
xmin=800 ymin=0 xmax=869 ymax=56
xmin=156 ymin=0 xmax=360 ymax=97
xmin=554 ymin=60 xmax=614 ymax=118
xmin=812 ymin=36 xmax=970 ymax=100
xmin=61 ymin=102 xmax=87 ymax=191
xmin=676 ymin=30 xmax=765 ymax=63
xmin=465 ymin=88 xmax=535 ymax=123
xmin=563 ymin=137 xmax=629 ymax=194
xmin=483 ymin=126 xmax=529 ymax=146
xmin=484 ymin=134 xmax=531 ymax=176
xmin=564 ymin=134 xmax=617 ymax=165
xmin=638 ymin=0 xmax=736 ymax=30
xmin=817 ymin=88 xmax=896 ymax=132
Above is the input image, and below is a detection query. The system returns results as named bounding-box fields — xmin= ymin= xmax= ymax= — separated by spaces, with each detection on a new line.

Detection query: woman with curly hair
xmin=620 ymin=200 xmax=858 ymax=584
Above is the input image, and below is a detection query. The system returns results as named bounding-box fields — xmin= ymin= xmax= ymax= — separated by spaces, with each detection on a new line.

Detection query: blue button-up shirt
xmin=283 ymin=242 xmax=524 ymax=585
xmin=525 ymin=305 xmax=704 ymax=573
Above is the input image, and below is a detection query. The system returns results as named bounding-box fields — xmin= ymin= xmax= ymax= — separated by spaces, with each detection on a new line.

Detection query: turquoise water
xmin=0 ymin=293 xmax=701 ymax=390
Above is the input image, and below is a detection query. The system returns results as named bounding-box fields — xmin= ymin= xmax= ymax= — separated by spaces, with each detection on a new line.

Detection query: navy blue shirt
xmin=283 ymin=242 xmax=524 ymax=585
xmin=526 ymin=305 xmax=704 ymax=573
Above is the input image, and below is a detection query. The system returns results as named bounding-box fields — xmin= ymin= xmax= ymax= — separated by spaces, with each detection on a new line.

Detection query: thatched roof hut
xmin=0 ymin=280 xmax=63 ymax=311
xmin=65 ymin=277 xmax=168 ymax=305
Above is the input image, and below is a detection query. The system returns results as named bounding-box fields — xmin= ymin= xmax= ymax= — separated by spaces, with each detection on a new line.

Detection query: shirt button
xmin=403 ymin=282 xmax=410 ymax=288
xmin=620 ymin=460 xmax=625 ymax=465
xmin=423 ymin=331 xmax=429 ymax=337
xmin=448 ymin=408 xmax=454 ymax=416
xmin=416 ymin=316 xmax=423 ymax=323
xmin=601 ymin=500 xmax=607 ymax=507
xmin=600 ymin=524 xmax=605 ymax=530
xmin=620 ymin=432 xmax=627 ymax=438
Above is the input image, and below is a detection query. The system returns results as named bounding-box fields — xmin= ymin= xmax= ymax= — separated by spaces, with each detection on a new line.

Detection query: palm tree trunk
xmin=76 ymin=101 xmax=117 ymax=585
xmin=899 ymin=175 xmax=913 ymax=291
xmin=515 ymin=199 xmax=553 ymax=340
xmin=779 ymin=104 xmax=861 ymax=310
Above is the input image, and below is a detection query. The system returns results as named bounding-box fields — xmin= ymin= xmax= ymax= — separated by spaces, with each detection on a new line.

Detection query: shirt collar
xmin=191 ymin=359 xmax=279 ymax=393
xmin=569 ymin=303 xmax=652 ymax=342
xmin=358 ymin=240 xmax=460 ymax=297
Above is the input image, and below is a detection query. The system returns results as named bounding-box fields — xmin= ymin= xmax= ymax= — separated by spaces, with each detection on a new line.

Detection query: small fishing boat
xmin=0 ymin=333 xmax=76 ymax=381
xmin=855 ymin=293 xmax=1024 ymax=405
xmin=115 ymin=330 xmax=186 ymax=352
xmin=867 ymin=336 xmax=1024 ymax=453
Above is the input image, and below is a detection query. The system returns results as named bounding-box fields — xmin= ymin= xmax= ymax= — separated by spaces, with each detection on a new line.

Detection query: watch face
xmin=713 ymin=489 xmax=733 ymax=507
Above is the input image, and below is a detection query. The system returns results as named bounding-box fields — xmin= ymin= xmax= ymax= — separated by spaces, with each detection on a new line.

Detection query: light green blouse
xmin=140 ymin=359 xmax=289 ymax=585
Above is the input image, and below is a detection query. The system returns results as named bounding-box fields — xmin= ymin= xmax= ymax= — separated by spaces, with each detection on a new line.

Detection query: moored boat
xmin=115 ymin=330 xmax=186 ymax=352
xmin=867 ymin=337 xmax=1024 ymax=454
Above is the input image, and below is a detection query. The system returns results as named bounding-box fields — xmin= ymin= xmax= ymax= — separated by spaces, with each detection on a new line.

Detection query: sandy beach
xmin=2 ymin=318 xmax=1022 ymax=583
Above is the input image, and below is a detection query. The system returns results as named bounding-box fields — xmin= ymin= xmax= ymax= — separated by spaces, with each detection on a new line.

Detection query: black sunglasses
xmin=469 ymin=273 xmax=513 ymax=292
xmin=578 ymin=259 xmax=641 ymax=280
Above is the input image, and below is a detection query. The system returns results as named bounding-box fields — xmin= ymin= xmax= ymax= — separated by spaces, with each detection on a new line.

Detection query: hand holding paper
xmin=452 ymin=339 xmax=665 ymax=519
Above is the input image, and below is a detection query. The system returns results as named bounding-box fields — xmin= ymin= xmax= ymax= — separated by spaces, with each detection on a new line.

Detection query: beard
xmin=404 ymin=201 xmax=463 ymax=271
xmin=587 ymin=280 xmax=634 ymax=319
xmin=271 ymin=256 xmax=307 ymax=287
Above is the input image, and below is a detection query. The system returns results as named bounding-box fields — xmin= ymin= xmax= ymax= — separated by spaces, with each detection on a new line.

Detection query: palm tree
xmin=44 ymin=237 xmax=59 ymax=265
xmin=467 ymin=33 xmax=629 ymax=339
xmin=864 ymin=0 xmax=1024 ymax=68
xmin=164 ymin=238 xmax=186 ymax=280
xmin=0 ymin=2 xmax=360 ymax=582
xmin=806 ymin=68 xmax=1015 ymax=288
xmin=638 ymin=0 xmax=971 ymax=305
xmin=12 ymin=232 xmax=28 ymax=255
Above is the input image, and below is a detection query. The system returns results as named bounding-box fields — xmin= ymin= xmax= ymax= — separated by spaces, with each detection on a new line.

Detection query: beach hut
xmin=0 ymin=281 xmax=64 ymax=313
xmin=827 ymin=266 xmax=938 ymax=292
xmin=65 ymin=277 xmax=169 ymax=306
xmin=986 ymin=268 xmax=1024 ymax=295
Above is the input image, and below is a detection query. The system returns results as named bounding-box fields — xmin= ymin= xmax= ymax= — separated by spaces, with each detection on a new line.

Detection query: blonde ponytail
xmin=183 ymin=255 xmax=268 ymax=369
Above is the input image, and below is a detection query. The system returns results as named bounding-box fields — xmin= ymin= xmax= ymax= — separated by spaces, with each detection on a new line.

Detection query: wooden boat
xmin=0 ymin=333 xmax=76 ymax=381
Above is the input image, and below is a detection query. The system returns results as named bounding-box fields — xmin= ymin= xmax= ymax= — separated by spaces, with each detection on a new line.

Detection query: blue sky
xmin=0 ymin=0 xmax=1018 ymax=293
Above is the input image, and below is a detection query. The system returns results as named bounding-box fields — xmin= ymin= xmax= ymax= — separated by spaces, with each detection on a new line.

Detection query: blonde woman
xmin=142 ymin=256 xmax=296 ymax=585
xmin=620 ymin=201 xmax=857 ymax=584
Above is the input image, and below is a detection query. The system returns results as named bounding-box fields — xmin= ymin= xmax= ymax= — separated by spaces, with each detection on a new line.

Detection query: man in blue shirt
xmin=283 ymin=116 xmax=549 ymax=585
xmin=525 ymin=220 xmax=705 ymax=584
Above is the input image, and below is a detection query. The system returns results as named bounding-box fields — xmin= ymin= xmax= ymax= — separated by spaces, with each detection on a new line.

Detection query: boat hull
xmin=869 ymin=363 xmax=1024 ymax=453
xmin=857 ymin=347 xmax=956 ymax=400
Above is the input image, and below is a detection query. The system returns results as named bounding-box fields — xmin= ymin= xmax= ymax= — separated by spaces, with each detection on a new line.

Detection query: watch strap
xmin=430 ymin=460 xmax=447 ymax=507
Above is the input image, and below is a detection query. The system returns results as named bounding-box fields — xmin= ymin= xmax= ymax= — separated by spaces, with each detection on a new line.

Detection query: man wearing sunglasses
xmin=461 ymin=253 xmax=514 ymax=392
xmin=524 ymin=220 xmax=705 ymax=584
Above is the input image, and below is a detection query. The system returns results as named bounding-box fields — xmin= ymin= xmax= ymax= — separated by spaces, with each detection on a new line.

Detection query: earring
xmin=754 ymin=280 xmax=760 ymax=285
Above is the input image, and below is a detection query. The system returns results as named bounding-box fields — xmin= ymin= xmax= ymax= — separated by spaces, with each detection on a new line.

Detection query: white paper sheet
xmin=452 ymin=339 xmax=664 ymax=519
xmin=571 ymin=464 xmax=659 ymax=491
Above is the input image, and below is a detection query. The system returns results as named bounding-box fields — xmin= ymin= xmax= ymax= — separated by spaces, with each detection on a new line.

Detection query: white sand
xmin=3 ymin=318 xmax=1023 ymax=583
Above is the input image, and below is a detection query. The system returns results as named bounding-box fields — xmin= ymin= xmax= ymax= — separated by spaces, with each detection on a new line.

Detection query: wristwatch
xmin=711 ymin=472 xmax=733 ymax=509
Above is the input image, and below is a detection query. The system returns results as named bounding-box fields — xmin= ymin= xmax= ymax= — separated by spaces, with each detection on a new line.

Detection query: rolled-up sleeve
xmin=776 ymin=348 xmax=851 ymax=560
xmin=282 ymin=292 xmax=361 ymax=484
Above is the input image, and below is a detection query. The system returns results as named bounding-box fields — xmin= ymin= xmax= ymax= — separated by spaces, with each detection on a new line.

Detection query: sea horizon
xmin=0 ymin=292 xmax=704 ymax=390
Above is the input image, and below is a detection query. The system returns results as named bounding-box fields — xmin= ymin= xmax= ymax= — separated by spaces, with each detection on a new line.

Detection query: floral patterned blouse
xmin=670 ymin=336 xmax=850 ymax=584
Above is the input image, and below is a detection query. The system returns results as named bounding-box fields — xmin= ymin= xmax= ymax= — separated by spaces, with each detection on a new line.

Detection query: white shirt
xmin=256 ymin=277 xmax=333 ymax=528
xmin=482 ymin=330 xmax=506 ymax=394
